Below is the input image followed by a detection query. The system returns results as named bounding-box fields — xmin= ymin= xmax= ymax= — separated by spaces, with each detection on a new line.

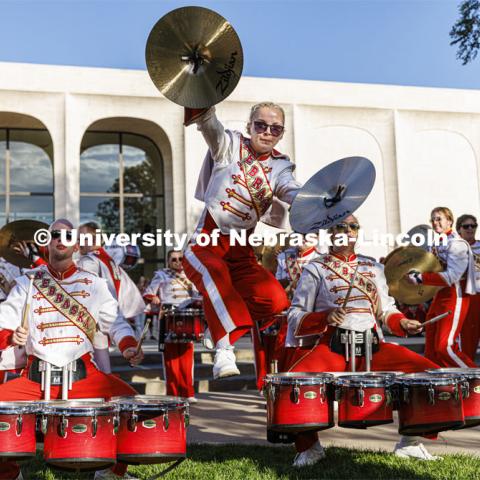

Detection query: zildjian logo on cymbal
xmin=216 ymin=51 xmax=238 ymax=95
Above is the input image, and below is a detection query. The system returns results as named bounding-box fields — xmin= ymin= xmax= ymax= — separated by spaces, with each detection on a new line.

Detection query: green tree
xmin=450 ymin=0 xmax=480 ymax=64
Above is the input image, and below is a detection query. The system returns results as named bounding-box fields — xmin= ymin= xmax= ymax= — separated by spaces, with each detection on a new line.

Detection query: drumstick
xmin=21 ymin=274 xmax=35 ymax=330
xmin=421 ymin=311 xmax=451 ymax=328
xmin=134 ymin=316 xmax=152 ymax=356
xmin=342 ymin=263 xmax=359 ymax=309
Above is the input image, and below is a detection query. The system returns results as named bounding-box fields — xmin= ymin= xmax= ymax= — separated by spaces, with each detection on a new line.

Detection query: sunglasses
xmin=171 ymin=257 xmax=183 ymax=262
xmin=461 ymin=224 xmax=478 ymax=229
xmin=51 ymin=230 xmax=73 ymax=241
xmin=253 ymin=121 xmax=285 ymax=137
xmin=335 ymin=222 xmax=360 ymax=232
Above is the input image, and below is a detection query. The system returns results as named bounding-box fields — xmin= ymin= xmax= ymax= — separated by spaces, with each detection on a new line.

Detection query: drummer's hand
xmin=12 ymin=326 xmax=28 ymax=346
xmin=151 ymin=296 xmax=161 ymax=306
xmin=12 ymin=241 xmax=31 ymax=258
xmin=400 ymin=318 xmax=423 ymax=335
xmin=327 ymin=307 xmax=346 ymax=326
xmin=404 ymin=270 xmax=423 ymax=285
xmin=123 ymin=347 xmax=144 ymax=366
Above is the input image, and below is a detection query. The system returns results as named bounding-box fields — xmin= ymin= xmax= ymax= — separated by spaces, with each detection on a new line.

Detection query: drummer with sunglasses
xmin=183 ymin=103 xmax=301 ymax=380
xmin=456 ymin=214 xmax=480 ymax=363
xmin=284 ymin=215 xmax=441 ymax=467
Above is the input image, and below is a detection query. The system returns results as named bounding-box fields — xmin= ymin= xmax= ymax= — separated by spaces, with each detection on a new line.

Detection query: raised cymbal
xmin=0 ymin=220 xmax=48 ymax=268
xmin=384 ymin=246 xmax=442 ymax=305
xmin=405 ymin=224 xmax=432 ymax=251
xmin=145 ymin=6 xmax=243 ymax=108
xmin=290 ymin=157 xmax=376 ymax=233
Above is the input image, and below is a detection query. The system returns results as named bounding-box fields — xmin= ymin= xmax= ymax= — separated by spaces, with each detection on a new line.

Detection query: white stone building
xmin=1 ymin=61 xmax=479 ymax=274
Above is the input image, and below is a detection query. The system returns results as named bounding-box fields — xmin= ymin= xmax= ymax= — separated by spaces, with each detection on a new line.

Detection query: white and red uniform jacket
xmin=0 ymin=264 xmax=137 ymax=368
xmin=424 ymin=231 xmax=477 ymax=294
xmin=287 ymin=252 xmax=405 ymax=347
xmin=0 ymin=258 xmax=21 ymax=302
xmin=276 ymin=247 xmax=320 ymax=286
xmin=468 ymin=240 xmax=480 ymax=291
xmin=77 ymin=249 xmax=145 ymax=318
xmin=144 ymin=269 xmax=198 ymax=306
xmin=192 ymin=108 xmax=301 ymax=235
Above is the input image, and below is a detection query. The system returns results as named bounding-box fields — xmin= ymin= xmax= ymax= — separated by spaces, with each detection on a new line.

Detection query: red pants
xmin=183 ymin=213 xmax=289 ymax=345
xmin=424 ymin=283 xmax=476 ymax=368
xmin=460 ymin=293 xmax=480 ymax=363
xmin=163 ymin=342 xmax=194 ymax=397
xmin=0 ymin=354 xmax=136 ymax=479
xmin=284 ymin=329 xmax=439 ymax=453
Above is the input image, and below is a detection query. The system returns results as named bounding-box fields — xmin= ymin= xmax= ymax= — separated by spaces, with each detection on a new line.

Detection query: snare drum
xmin=427 ymin=368 xmax=480 ymax=428
xmin=112 ymin=395 xmax=188 ymax=464
xmin=165 ymin=308 xmax=205 ymax=342
xmin=264 ymin=372 xmax=334 ymax=432
xmin=0 ymin=402 xmax=36 ymax=460
xmin=396 ymin=373 xmax=465 ymax=435
xmin=42 ymin=401 xmax=117 ymax=470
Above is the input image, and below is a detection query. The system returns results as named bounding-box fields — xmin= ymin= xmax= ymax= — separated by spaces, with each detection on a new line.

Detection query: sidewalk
xmin=187 ymin=390 xmax=480 ymax=456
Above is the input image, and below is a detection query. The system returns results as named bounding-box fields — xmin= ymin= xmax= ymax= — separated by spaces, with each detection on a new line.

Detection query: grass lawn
xmin=20 ymin=444 xmax=480 ymax=480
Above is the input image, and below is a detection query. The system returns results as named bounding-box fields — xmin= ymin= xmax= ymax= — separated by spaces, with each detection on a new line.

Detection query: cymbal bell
xmin=384 ymin=246 xmax=442 ymax=305
xmin=145 ymin=6 xmax=244 ymax=108
xmin=0 ymin=220 xmax=49 ymax=268
xmin=290 ymin=157 xmax=376 ymax=234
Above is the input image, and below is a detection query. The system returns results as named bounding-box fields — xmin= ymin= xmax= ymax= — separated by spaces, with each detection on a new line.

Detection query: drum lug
xmin=163 ymin=411 xmax=170 ymax=431
xmin=92 ymin=413 xmax=98 ymax=438
xmin=41 ymin=415 xmax=48 ymax=435
xmin=270 ymin=384 xmax=276 ymax=403
xmin=319 ymin=385 xmax=325 ymax=404
xmin=292 ymin=384 xmax=300 ymax=404
xmin=184 ymin=407 xmax=190 ymax=428
xmin=402 ymin=386 xmax=409 ymax=404
xmin=453 ymin=383 xmax=460 ymax=401
xmin=16 ymin=415 xmax=23 ymax=436
xmin=113 ymin=414 xmax=120 ymax=433
xmin=58 ymin=415 xmax=67 ymax=438
xmin=128 ymin=412 xmax=138 ymax=432
xmin=428 ymin=384 xmax=435 ymax=405
xmin=386 ymin=389 xmax=392 ymax=406
xmin=335 ymin=386 xmax=342 ymax=402
xmin=357 ymin=384 xmax=365 ymax=408
xmin=462 ymin=380 xmax=470 ymax=399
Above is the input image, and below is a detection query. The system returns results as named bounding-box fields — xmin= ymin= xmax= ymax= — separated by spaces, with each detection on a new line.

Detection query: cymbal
xmin=405 ymin=224 xmax=432 ymax=251
xmin=145 ymin=6 xmax=244 ymax=108
xmin=0 ymin=220 xmax=48 ymax=268
xmin=384 ymin=246 xmax=442 ymax=305
xmin=253 ymin=245 xmax=278 ymax=274
xmin=290 ymin=157 xmax=376 ymax=234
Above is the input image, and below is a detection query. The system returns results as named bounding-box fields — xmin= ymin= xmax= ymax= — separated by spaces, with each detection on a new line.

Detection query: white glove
xmin=406 ymin=270 xmax=423 ymax=285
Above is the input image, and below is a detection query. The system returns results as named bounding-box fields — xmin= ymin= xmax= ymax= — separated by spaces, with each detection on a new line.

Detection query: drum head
xmin=426 ymin=368 xmax=480 ymax=379
xmin=42 ymin=400 xmax=115 ymax=416
xmin=110 ymin=395 xmax=188 ymax=411
xmin=397 ymin=373 xmax=463 ymax=386
xmin=335 ymin=373 xmax=395 ymax=387
xmin=265 ymin=372 xmax=334 ymax=386
xmin=0 ymin=401 xmax=34 ymax=415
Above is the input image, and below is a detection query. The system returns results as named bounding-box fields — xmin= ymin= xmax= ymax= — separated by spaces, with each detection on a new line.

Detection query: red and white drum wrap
xmin=335 ymin=373 xmax=396 ymax=429
xmin=395 ymin=373 xmax=465 ymax=435
xmin=165 ymin=308 xmax=205 ymax=343
xmin=112 ymin=395 xmax=188 ymax=464
xmin=42 ymin=401 xmax=117 ymax=470
xmin=0 ymin=402 xmax=36 ymax=460
xmin=427 ymin=368 xmax=480 ymax=428
xmin=264 ymin=373 xmax=334 ymax=432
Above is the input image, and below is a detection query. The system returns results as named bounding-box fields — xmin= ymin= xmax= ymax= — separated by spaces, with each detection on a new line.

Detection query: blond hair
xmin=431 ymin=207 xmax=454 ymax=224
xmin=248 ymin=102 xmax=285 ymax=123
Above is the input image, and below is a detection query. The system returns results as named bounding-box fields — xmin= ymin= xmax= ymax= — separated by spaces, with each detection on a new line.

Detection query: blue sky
xmin=1 ymin=0 xmax=480 ymax=89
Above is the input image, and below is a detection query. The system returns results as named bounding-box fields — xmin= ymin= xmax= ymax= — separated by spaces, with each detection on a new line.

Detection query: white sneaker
xmin=213 ymin=346 xmax=240 ymax=379
xmin=15 ymin=473 xmax=24 ymax=480
xmin=292 ymin=440 xmax=326 ymax=467
xmin=203 ymin=328 xmax=214 ymax=350
xmin=94 ymin=468 xmax=139 ymax=479
xmin=187 ymin=396 xmax=198 ymax=404
xmin=394 ymin=442 xmax=442 ymax=461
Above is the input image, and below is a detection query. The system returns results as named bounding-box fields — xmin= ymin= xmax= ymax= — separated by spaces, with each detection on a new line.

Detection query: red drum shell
xmin=43 ymin=406 xmax=116 ymax=471
xmin=265 ymin=373 xmax=334 ymax=432
xmin=114 ymin=396 xmax=188 ymax=465
xmin=336 ymin=375 xmax=393 ymax=428
xmin=397 ymin=375 xmax=464 ymax=435
xmin=0 ymin=403 xmax=36 ymax=460
xmin=165 ymin=309 xmax=205 ymax=343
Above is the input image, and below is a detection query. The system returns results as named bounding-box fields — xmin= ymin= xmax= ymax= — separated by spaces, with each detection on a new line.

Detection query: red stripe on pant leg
xmin=460 ymin=294 xmax=480 ymax=362
xmin=252 ymin=324 xmax=267 ymax=391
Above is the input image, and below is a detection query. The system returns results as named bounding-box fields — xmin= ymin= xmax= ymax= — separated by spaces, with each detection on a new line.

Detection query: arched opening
xmin=0 ymin=113 xmax=54 ymax=225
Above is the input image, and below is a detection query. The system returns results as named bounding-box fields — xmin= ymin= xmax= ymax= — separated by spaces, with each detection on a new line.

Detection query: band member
xmin=405 ymin=207 xmax=478 ymax=368
xmin=285 ymin=216 xmax=440 ymax=467
xmin=0 ymin=219 xmax=142 ymax=480
xmin=456 ymin=214 xmax=480 ymax=362
xmin=144 ymin=250 xmax=199 ymax=401
xmin=76 ymin=222 xmax=146 ymax=373
xmin=182 ymin=103 xmax=301 ymax=379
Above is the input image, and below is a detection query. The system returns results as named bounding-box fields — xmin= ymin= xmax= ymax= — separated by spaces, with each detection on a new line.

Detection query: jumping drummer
xmin=182 ymin=103 xmax=301 ymax=380
xmin=284 ymin=215 xmax=441 ymax=467
xmin=405 ymin=207 xmax=478 ymax=368
xmin=144 ymin=249 xmax=200 ymax=402
xmin=76 ymin=221 xmax=146 ymax=373
xmin=0 ymin=219 xmax=143 ymax=480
